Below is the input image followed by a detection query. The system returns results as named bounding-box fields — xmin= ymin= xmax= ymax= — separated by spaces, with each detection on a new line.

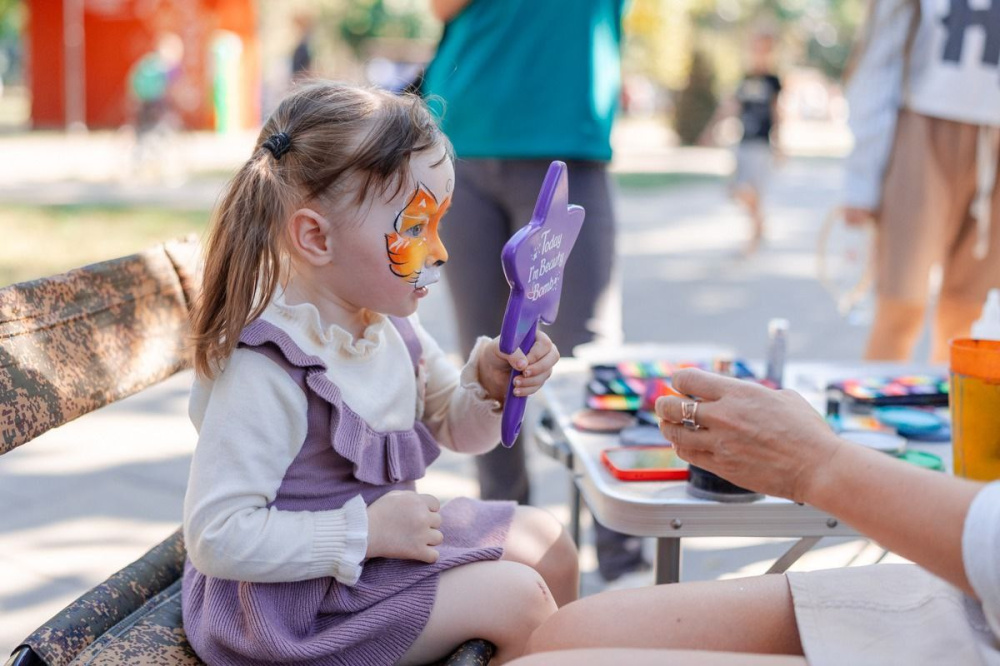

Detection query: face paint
xmin=385 ymin=183 xmax=450 ymax=289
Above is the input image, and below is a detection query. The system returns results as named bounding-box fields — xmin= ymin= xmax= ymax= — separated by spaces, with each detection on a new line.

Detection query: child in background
xmin=182 ymin=81 xmax=577 ymax=666
xmin=731 ymin=31 xmax=782 ymax=255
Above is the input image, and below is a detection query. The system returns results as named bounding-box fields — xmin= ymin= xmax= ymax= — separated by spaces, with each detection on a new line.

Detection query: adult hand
xmin=655 ymin=369 xmax=843 ymax=503
xmin=366 ymin=491 xmax=443 ymax=563
xmin=478 ymin=331 xmax=560 ymax=403
xmin=843 ymin=206 xmax=876 ymax=226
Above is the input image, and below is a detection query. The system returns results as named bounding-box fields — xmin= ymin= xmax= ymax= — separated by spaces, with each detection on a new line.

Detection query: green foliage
xmin=337 ymin=0 xmax=436 ymax=56
xmin=674 ymin=51 xmax=718 ymax=145
xmin=0 ymin=0 xmax=22 ymax=41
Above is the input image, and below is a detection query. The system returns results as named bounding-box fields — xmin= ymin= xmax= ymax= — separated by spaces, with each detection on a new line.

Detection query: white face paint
xmin=413 ymin=264 xmax=442 ymax=289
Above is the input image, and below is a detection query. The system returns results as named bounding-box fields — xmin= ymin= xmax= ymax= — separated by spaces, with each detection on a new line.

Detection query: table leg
xmin=765 ymin=537 xmax=821 ymax=574
xmin=654 ymin=537 xmax=682 ymax=584
xmin=570 ymin=475 xmax=582 ymax=548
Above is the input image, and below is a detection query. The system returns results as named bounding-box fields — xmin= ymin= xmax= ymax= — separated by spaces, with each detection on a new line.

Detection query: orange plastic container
xmin=950 ymin=339 xmax=1000 ymax=480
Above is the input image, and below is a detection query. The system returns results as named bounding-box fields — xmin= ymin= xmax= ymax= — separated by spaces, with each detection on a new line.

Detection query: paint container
xmin=571 ymin=409 xmax=636 ymax=433
xmin=950 ymin=338 xmax=1000 ymax=480
xmin=686 ymin=465 xmax=763 ymax=502
xmin=765 ymin=318 xmax=789 ymax=389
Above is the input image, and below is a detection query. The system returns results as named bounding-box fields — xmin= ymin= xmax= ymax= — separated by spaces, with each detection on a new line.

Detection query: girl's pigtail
xmin=192 ymin=152 xmax=291 ymax=378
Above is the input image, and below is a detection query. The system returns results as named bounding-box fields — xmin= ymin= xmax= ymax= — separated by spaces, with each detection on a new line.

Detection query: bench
xmin=2 ymin=238 xmax=494 ymax=666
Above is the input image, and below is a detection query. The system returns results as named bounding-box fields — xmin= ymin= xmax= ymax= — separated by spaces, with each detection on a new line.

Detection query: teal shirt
xmin=422 ymin=0 xmax=625 ymax=162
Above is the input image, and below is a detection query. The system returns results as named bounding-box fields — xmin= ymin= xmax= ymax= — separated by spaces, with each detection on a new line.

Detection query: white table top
xmin=538 ymin=352 xmax=951 ymax=539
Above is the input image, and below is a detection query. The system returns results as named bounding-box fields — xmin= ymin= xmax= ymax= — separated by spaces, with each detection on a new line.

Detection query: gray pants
xmin=444 ymin=159 xmax=642 ymax=580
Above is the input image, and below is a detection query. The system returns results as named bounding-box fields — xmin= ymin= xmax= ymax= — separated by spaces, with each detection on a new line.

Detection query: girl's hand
xmin=655 ymin=369 xmax=843 ymax=503
xmin=478 ymin=331 xmax=560 ymax=403
xmin=843 ymin=206 xmax=876 ymax=226
xmin=365 ymin=491 xmax=443 ymax=563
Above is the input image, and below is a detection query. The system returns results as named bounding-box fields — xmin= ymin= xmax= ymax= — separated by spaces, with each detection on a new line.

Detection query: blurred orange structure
xmin=26 ymin=0 xmax=260 ymax=131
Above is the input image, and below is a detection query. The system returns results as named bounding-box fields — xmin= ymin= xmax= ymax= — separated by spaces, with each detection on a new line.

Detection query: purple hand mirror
xmin=499 ymin=161 xmax=585 ymax=447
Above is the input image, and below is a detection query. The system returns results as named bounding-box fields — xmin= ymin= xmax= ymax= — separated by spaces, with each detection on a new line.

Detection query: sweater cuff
xmin=459 ymin=336 xmax=504 ymax=412
xmin=308 ymin=494 xmax=369 ymax=586
xmin=842 ymin=171 xmax=882 ymax=211
xmin=962 ymin=481 xmax=1000 ymax=639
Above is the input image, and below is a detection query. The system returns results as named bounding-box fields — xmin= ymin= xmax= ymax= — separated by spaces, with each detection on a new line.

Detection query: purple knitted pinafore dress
xmin=181 ymin=317 xmax=514 ymax=666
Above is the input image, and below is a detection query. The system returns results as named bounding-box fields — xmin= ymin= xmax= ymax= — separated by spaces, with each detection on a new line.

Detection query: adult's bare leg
xmin=525 ymin=573 xmax=803 ymax=656
xmin=510 ymin=648 xmax=807 ymax=666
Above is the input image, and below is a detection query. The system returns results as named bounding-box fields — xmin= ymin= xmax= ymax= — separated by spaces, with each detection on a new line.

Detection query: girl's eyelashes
xmin=406 ymin=224 xmax=424 ymax=238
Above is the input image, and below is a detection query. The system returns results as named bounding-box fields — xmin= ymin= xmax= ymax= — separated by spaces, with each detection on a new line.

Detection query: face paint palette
xmin=828 ymin=375 xmax=949 ymax=407
xmin=586 ymin=359 xmax=762 ymax=415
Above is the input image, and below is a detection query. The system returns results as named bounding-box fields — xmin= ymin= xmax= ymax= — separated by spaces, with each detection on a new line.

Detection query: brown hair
xmin=191 ymin=81 xmax=451 ymax=377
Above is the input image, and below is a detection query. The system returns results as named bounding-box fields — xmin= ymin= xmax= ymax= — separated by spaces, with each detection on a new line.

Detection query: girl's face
xmin=324 ymin=145 xmax=454 ymax=319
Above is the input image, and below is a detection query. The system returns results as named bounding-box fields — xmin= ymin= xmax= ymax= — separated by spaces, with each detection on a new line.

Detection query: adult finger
xmin=655 ymin=395 xmax=718 ymax=429
xmin=673 ymin=444 xmax=715 ymax=470
xmin=420 ymin=494 xmax=441 ymax=512
xmin=670 ymin=368 xmax=736 ymax=401
xmin=659 ymin=420 xmax=714 ymax=452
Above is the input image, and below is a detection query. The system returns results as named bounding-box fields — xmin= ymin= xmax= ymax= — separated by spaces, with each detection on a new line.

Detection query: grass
xmin=612 ymin=171 xmax=723 ymax=190
xmin=0 ymin=204 xmax=210 ymax=287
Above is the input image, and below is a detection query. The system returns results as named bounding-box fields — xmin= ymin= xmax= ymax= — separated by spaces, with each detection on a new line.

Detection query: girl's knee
xmin=493 ymin=561 xmax=559 ymax=634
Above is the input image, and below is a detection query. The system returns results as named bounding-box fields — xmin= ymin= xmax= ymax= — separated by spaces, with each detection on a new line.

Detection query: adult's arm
xmin=843 ymin=0 xmax=911 ymax=211
xmin=430 ymin=0 xmax=472 ymax=22
xmin=657 ymin=369 xmax=983 ymax=596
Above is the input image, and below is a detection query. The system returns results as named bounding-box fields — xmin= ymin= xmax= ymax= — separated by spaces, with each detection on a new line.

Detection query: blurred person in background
xmin=126 ymin=32 xmax=184 ymax=181
xmin=731 ymin=31 xmax=782 ymax=256
xmin=291 ymin=14 xmax=315 ymax=82
xmin=421 ymin=0 xmax=644 ymax=582
xmin=842 ymin=0 xmax=1000 ymax=362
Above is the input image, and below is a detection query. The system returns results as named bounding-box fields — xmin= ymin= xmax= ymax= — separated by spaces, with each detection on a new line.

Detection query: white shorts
xmin=788 ymin=564 xmax=999 ymax=666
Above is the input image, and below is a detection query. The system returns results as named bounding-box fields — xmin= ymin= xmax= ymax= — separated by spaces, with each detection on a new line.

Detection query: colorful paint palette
xmin=829 ymin=375 xmax=949 ymax=407
xmin=586 ymin=360 xmax=756 ymax=413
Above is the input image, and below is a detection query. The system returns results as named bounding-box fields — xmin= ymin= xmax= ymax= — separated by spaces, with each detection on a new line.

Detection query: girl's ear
xmin=287 ymin=208 xmax=333 ymax=266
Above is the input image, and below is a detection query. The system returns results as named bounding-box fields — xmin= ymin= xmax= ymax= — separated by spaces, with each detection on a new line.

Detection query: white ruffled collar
xmin=265 ymin=289 xmax=388 ymax=360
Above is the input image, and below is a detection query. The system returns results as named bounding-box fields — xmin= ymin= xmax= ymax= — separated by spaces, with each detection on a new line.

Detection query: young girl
xmin=843 ymin=0 xmax=1000 ymax=361
xmin=181 ymin=81 xmax=578 ymax=666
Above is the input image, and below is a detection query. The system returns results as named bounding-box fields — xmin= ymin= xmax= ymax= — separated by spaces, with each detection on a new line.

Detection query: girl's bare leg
xmin=932 ymin=296 xmax=982 ymax=363
xmin=510 ymin=648 xmax=807 ymax=666
xmin=864 ymin=297 xmax=927 ymax=361
xmin=526 ymin=574 xmax=803 ymax=656
xmin=398 ymin=560 xmax=557 ymax=665
xmin=501 ymin=505 xmax=579 ymax=607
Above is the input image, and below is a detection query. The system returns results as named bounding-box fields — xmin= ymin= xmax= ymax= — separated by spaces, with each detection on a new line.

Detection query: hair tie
xmin=262 ymin=132 xmax=292 ymax=160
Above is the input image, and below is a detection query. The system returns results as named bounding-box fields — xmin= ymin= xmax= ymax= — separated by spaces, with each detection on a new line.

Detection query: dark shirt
xmin=737 ymin=74 xmax=781 ymax=142
xmin=292 ymin=40 xmax=312 ymax=77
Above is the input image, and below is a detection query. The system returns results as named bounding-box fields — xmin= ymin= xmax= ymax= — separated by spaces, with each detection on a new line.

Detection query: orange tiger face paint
xmin=385 ymin=183 xmax=451 ymax=289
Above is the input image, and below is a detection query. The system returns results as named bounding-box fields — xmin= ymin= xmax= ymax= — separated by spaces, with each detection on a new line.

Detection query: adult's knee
xmin=524 ymin=600 xmax=587 ymax=654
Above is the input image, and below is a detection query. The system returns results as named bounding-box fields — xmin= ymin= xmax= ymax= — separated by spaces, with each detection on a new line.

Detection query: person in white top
xmin=182 ymin=81 xmax=576 ymax=666
xmin=842 ymin=0 xmax=1000 ymax=362
xmin=516 ymin=369 xmax=1000 ymax=666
